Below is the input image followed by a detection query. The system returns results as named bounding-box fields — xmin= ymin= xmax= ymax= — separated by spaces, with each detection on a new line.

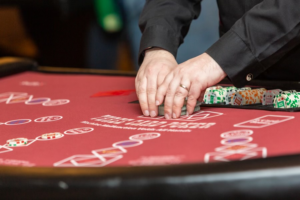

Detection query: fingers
xmin=136 ymin=50 xmax=178 ymax=117
xmin=156 ymin=71 xmax=176 ymax=119
xmin=156 ymin=72 xmax=174 ymax=106
xmin=137 ymin=77 xmax=150 ymax=116
xmin=157 ymin=70 xmax=169 ymax=88
xmin=198 ymin=89 xmax=205 ymax=102
xmin=172 ymin=79 xmax=190 ymax=118
xmin=137 ymin=52 xmax=226 ymax=119
xmin=136 ymin=66 xmax=173 ymax=118
xmin=157 ymin=71 xmax=202 ymax=119
xmin=163 ymin=74 xmax=182 ymax=119
xmin=135 ymin=71 xmax=141 ymax=96
xmin=186 ymin=82 xmax=202 ymax=115
xmin=147 ymin=75 xmax=158 ymax=117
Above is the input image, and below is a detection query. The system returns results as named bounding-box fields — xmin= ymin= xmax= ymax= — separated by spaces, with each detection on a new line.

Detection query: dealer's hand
xmin=136 ymin=48 xmax=177 ymax=117
xmin=156 ymin=53 xmax=226 ymax=119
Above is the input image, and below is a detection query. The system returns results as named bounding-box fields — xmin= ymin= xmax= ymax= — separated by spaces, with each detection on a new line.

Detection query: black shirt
xmin=138 ymin=0 xmax=300 ymax=87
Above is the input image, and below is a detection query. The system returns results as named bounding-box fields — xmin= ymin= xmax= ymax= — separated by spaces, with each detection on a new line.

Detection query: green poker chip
xmin=274 ymin=91 xmax=300 ymax=108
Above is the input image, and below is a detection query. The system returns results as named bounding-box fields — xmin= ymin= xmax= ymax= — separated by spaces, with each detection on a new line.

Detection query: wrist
xmin=144 ymin=47 xmax=175 ymax=61
xmin=203 ymin=53 xmax=227 ymax=79
xmin=145 ymin=47 xmax=168 ymax=56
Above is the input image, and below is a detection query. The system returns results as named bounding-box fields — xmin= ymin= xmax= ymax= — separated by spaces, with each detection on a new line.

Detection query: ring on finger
xmin=179 ymin=84 xmax=189 ymax=91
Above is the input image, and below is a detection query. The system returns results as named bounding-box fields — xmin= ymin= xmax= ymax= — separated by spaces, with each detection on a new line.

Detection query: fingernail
xmin=173 ymin=113 xmax=177 ymax=118
xmin=186 ymin=112 xmax=189 ymax=116
xmin=144 ymin=110 xmax=149 ymax=116
xmin=165 ymin=113 xmax=170 ymax=119
xmin=150 ymin=111 xmax=156 ymax=117
xmin=155 ymin=100 xmax=160 ymax=106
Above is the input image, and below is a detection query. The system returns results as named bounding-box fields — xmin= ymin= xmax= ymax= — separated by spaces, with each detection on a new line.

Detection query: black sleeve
xmin=138 ymin=0 xmax=202 ymax=65
xmin=206 ymin=0 xmax=300 ymax=87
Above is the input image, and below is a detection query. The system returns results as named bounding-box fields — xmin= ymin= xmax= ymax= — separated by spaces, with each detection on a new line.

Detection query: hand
xmin=156 ymin=53 xmax=226 ymax=119
xmin=135 ymin=48 xmax=177 ymax=117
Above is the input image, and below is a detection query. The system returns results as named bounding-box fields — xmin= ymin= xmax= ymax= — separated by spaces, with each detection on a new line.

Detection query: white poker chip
xmin=6 ymin=138 xmax=28 ymax=147
xmin=41 ymin=132 xmax=63 ymax=139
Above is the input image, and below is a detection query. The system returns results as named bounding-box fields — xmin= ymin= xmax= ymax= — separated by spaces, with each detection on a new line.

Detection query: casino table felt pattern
xmin=0 ymin=71 xmax=299 ymax=167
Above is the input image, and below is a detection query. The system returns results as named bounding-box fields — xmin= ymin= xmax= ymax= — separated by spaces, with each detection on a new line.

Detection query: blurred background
xmin=0 ymin=0 xmax=219 ymax=71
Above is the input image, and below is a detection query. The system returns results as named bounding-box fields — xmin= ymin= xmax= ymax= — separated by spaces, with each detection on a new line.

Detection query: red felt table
xmin=2 ymin=58 xmax=300 ymax=200
xmin=0 ymin=70 xmax=298 ymax=167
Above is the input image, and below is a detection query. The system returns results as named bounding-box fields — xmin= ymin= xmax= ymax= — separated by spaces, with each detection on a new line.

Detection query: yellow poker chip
xmin=6 ymin=138 xmax=28 ymax=147
xmin=41 ymin=132 xmax=63 ymax=139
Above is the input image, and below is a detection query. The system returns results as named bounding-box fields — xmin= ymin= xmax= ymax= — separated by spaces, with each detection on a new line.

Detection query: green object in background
xmin=95 ymin=0 xmax=123 ymax=32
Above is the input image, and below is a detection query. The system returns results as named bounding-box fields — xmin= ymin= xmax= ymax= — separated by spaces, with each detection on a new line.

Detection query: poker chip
xmin=279 ymin=90 xmax=297 ymax=95
xmin=158 ymin=101 xmax=201 ymax=116
xmin=204 ymin=86 xmax=252 ymax=105
xmin=6 ymin=138 xmax=28 ymax=147
xmin=274 ymin=96 xmax=286 ymax=108
xmin=223 ymin=87 xmax=238 ymax=105
xmin=273 ymin=91 xmax=300 ymax=108
xmin=205 ymin=88 xmax=227 ymax=104
xmin=203 ymin=86 xmax=223 ymax=104
xmin=262 ymin=89 xmax=282 ymax=105
xmin=41 ymin=132 xmax=63 ymax=139
xmin=231 ymin=88 xmax=266 ymax=105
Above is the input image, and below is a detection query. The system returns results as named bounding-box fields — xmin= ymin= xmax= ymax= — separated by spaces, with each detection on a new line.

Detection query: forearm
xmin=207 ymin=0 xmax=300 ymax=87
xmin=138 ymin=0 xmax=202 ymax=65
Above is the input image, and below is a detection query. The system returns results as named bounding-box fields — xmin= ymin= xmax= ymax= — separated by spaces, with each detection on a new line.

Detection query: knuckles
xmin=138 ymin=86 xmax=147 ymax=94
xmin=173 ymin=100 xmax=183 ymax=109
xmin=165 ymin=88 xmax=174 ymax=97
xmin=174 ymin=89 xmax=186 ymax=97
xmin=147 ymin=87 xmax=156 ymax=94
xmin=186 ymin=101 xmax=196 ymax=108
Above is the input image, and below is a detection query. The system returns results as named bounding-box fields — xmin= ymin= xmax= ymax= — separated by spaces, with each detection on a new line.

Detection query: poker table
xmin=2 ymin=57 xmax=300 ymax=199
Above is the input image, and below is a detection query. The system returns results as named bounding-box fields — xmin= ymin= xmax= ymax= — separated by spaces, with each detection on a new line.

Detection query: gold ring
xmin=179 ymin=84 xmax=189 ymax=91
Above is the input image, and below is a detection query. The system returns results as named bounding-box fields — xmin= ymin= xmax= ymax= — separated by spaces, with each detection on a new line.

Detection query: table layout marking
xmin=1 ymin=116 xmax=63 ymax=126
xmin=204 ymin=130 xmax=267 ymax=163
xmin=0 ymin=92 xmax=70 ymax=107
xmin=4 ymin=119 xmax=32 ymax=125
xmin=234 ymin=115 xmax=295 ymax=128
xmin=138 ymin=111 xmax=224 ymax=121
xmin=6 ymin=95 xmax=33 ymax=104
xmin=20 ymin=81 xmax=44 ymax=86
xmin=34 ymin=116 xmax=63 ymax=123
xmin=25 ymin=98 xmax=51 ymax=105
xmin=43 ymin=99 xmax=70 ymax=106
xmin=54 ymin=133 xmax=161 ymax=167
xmin=0 ymin=126 xmax=95 ymax=156
xmin=64 ymin=127 xmax=94 ymax=135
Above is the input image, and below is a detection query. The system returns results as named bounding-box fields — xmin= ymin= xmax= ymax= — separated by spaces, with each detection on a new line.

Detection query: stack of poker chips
xmin=231 ymin=88 xmax=266 ymax=105
xmin=6 ymin=138 xmax=28 ymax=147
xmin=158 ymin=100 xmax=201 ymax=116
xmin=262 ymin=89 xmax=282 ymax=105
xmin=224 ymin=87 xmax=238 ymax=105
xmin=202 ymin=85 xmax=300 ymax=108
xmin=273 ymin=90 xmax=300 ymax=108
xmin=203 ymin=86 xmax=252 ymax=105
xmin=204 ymin=88 xmax=227 ymax=104
xmin=227 ymin=87 xmax=252 ymax=105
xmin=203 ymin=86 xmax=223 ymax=104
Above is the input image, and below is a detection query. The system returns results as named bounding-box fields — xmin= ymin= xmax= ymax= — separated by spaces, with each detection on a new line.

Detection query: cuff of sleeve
xmin=206 ymin=30 xmax=265 ymax=88
xmin=138 ymin=25 xmax=180 ymax=65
